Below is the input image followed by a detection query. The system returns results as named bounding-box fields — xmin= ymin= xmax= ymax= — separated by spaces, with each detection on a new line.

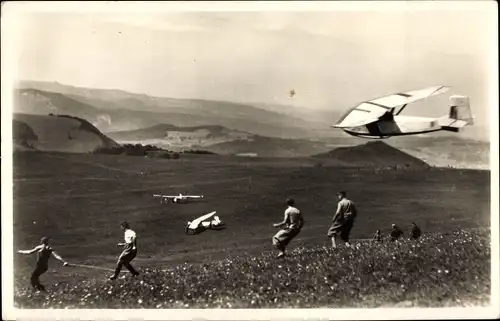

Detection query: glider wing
xmin=333 ymin=86 xmax=450 ymax=128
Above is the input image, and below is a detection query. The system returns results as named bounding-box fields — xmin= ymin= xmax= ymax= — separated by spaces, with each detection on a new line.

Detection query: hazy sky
xmin=5 ymin=2 xmax=497 ymax=140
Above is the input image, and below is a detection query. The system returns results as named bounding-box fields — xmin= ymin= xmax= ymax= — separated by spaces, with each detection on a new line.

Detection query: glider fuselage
xmin=343 ymin=115 xmax=443 ymax=139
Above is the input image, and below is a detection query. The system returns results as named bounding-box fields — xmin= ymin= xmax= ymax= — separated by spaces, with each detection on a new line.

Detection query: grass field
xmin=11 ymin=152 xmax=491 ymax=307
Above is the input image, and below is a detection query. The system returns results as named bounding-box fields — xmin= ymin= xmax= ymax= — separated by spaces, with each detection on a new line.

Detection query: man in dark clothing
xmin=410 ymin=222 xmax=422 ymax=239
xmin=390 ymin=224 xmax=404 ymax=241
xmin=17 ymin=237 xmax=69 ymax=291
xmin=372 ymin=229 xmax=382 ymax=243
xmin=327 ymin=191 xmax=357 ymax=248
xmin=109 ymin=222 xmax=140 ymax=280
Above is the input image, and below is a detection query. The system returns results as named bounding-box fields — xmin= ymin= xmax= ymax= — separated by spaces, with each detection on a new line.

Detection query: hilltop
xmin=13 ymin=113 xmax=119 ymax=153
xmin=315 ymin=141 xmax=431 ymax=169
xmin=107 ymin=124 xmax=253 ymax=151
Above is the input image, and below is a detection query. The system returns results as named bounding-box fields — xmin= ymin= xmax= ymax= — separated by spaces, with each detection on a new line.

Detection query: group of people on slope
xmin=371 ymin=222 xmax=422 ymax=243
xmin=272 ymin=191 xmax=357 ymax=258
xmin=271 ymin=191 xmax=423 ymax=258
xmin=18 ymin=191 xmax=423 ymax=292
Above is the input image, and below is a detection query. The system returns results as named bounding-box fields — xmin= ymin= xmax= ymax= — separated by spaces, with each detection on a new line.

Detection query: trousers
xmin=31 ymin=264 xmax=48 ymax=291
xmin=112 ymin=249 xmax=139 ymax=277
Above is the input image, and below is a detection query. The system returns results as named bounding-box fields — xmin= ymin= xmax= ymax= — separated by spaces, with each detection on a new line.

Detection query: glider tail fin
xmin=439 ymin=95 xmax=474 ymax=132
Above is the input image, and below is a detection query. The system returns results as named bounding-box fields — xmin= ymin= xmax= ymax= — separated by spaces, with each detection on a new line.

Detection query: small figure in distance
xmin=409 ymin=222 xmax=422 ymax=240
xmin=372 ymin=229 xmax=382 ymax=243
xmin=390 ymin=224 xmax=404 ymax=242
xmin=327 ymin=191 xmax=357 ymax=248
xmin=17 ymin=236 xmax=69 ymax=292
xmin=109 ymin=222 xmax=140 ymax=280
xmin=272 ymin=198 xmax=304 ymax=258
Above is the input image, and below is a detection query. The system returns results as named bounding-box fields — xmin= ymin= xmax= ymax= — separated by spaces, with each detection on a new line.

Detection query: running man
xmin=327 ymin=191 xmax=357 ymax=248
xmin=272 ymin=198 xmax=304 ymax=258
xmin=109 ymin=222 xmax=140 ymax=280
xmin=17 ymin=237 xmax=69 ymax=291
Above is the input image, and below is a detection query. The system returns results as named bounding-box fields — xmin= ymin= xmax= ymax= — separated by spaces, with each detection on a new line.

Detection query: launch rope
xmin=67 ymin=263 xmax=115 ymax=272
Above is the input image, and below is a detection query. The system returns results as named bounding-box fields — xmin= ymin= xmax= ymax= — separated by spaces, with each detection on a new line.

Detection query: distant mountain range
xmin=12 ymin=80 xmax=490 ymax=168
xmin=15 ymin=81 xmax=337 ymax=139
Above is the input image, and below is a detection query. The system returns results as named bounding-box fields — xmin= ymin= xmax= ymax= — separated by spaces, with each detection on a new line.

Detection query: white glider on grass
xmin=185 ymin=211 xmax=226 ymax=235
xmin=153 ymin=193 xmax=204 ymax=204
xmin=332 ymin=86 xmax=474 ymax=139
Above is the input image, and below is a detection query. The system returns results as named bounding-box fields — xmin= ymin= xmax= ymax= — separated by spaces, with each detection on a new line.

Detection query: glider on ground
xmin=153 ymin=193 xmax=204 ymax=204
xmin=185 ymin=211 xmax=226 ymax=235
xmin=332 ymin=86 xmax=474 ymax=139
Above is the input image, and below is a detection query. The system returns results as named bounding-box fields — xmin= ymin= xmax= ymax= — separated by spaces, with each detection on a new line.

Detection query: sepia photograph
xmin=2 ymin=1 xmax=499 ymax=320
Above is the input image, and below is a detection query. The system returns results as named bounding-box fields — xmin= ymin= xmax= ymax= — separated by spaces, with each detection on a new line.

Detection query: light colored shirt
xmin=124 ymin=229 xmax=136 ymax=243
xmin=284 ymin=206 xmax=303 ymax=229
xmin=124 ymin=229 xmax=137 ymax=251
xmin=335 ymin=198 xmax=357 ymax=219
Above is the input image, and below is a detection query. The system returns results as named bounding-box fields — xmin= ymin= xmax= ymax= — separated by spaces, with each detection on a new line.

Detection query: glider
xmin=332 ymin=86 xmax=474 ymax=139
xmin=185 ymin=211 xmax=226 ymax=235
xmin=152 ymin=193 xmax=204 ymax=204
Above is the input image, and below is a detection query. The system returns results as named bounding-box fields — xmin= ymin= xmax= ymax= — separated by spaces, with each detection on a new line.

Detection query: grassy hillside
xmin=12 ymin=114 xmax=119 ymax=153
xmin=11 ymin=152 xmax=491 ymax=308
xmin=13 ymin=152 xmax=489 ymax=272
xmin=14 ymin=228 xmax=490 ymax=308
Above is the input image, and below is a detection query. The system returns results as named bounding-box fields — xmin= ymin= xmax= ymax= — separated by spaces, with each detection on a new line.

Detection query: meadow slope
xmin=12 ymin=152 xmax=490 ymax=286
xmin=14 ymin=228 xmax=491 ymax=308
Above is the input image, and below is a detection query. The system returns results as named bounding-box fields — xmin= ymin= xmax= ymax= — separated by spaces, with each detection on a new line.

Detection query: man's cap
xmin=40 ymin=237 xmax=49 ymax=244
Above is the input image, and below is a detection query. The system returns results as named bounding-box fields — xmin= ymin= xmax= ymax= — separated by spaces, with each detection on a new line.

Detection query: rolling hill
xmin=315 ymin=141 xmax=431 ymax=169
xmin=15 ymin=81 xmax=338 ymax=139
xmin=12 ymin=113 xmax=119 ymax=153
xmin=107 ymin=123 xmax=333 ymax=157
